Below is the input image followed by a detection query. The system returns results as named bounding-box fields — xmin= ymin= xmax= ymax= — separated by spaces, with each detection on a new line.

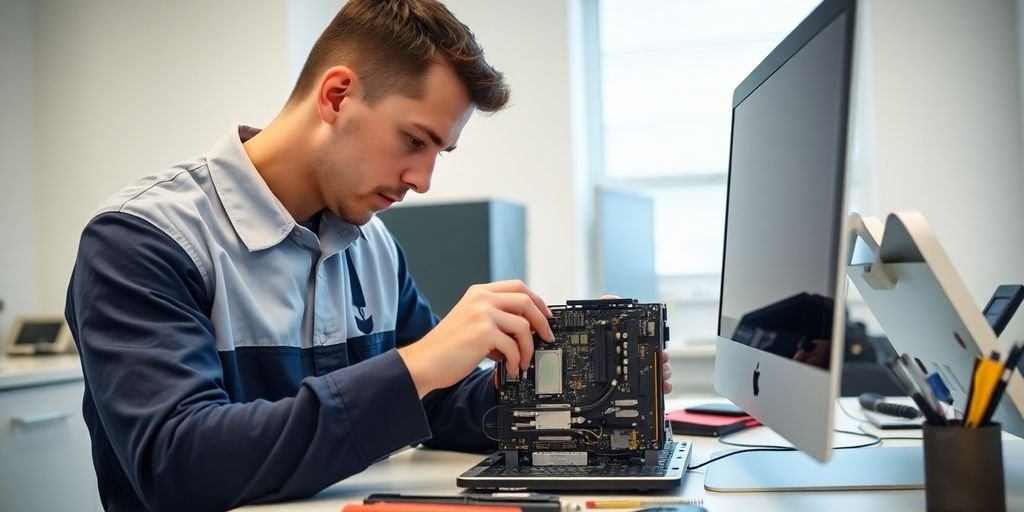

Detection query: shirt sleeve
xmin=66 ymin=212 xmax=432 ymax=511
xmin=390 ymin=237 xmax=500 ymax=452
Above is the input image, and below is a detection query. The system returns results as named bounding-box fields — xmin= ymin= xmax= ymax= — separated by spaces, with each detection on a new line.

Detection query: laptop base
xmin=456 ymin=440 xmax=691 ymax=491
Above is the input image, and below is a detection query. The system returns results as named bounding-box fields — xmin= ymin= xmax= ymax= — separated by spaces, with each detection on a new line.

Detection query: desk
xmin=237 ymin=397 xmax=1024 ymax=512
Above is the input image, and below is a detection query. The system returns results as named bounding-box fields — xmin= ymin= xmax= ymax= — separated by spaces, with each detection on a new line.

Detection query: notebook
xmin=667 ymin=409 xmax=761 ymax=437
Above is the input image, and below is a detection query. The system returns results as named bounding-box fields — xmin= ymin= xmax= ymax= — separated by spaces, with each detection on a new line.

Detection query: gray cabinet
xmin=378 ymin=200 xmax=527 ymax=317
xmin=0 ymin=357 xmax=99 ymax=511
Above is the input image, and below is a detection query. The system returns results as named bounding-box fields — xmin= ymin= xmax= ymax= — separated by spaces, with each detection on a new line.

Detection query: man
xmin=66 ymin=1 xmax=672 ymax=510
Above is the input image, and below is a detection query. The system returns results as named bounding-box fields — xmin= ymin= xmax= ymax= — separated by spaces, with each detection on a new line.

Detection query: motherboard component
xmin=494 ymin=299 xmax=669 ymax=463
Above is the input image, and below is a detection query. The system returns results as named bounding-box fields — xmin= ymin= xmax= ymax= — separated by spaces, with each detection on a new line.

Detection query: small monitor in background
xmin=597 ymin=186 xmax=657 ymax=303
xmin=5 ymin=316 xmax=74 ymax=355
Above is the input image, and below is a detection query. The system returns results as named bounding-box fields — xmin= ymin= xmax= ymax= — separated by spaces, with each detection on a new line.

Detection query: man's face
xmin=312 ymin=63 xmax=475 ymax=225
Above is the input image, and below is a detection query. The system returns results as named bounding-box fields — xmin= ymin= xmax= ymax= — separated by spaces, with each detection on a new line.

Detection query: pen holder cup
xmin=923 ymin=421 xmax=1005 ymax=512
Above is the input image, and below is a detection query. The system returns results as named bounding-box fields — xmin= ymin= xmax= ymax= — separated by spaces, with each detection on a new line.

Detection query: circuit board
xmin=493 ymin=299 xmax=669 ymax=464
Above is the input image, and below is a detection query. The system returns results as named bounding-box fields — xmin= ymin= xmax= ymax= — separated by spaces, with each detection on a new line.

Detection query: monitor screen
xmin=719 ymin=11 xmax=851 ymax=371
xmin=15 ymin=321 xmax=63 ymax=345
xmin=714 ymin=0 xmax=856 ymax=464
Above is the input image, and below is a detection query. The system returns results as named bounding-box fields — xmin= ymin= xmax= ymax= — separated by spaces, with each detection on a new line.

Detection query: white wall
xmin=8 ymin=0 xmax=585 ymax=316
xmin=396 ymin=0 xmax=587 ymax=303
xmin=850 ymin=0 xmax=1024 ymax=344
xmin=0 ymin=0 xmax=39 ymax=330
xmin=9 ymin=0 xmax=1024 ymax=331
xmin=30 ymin=0 xmax=292 ymax=311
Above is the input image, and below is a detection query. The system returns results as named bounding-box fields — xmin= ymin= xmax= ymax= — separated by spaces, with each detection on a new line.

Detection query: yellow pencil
xmin=585 ymin=498 xmax=703 ymax=509
xmin=966 ymin=358 xmax=1004 ymax=428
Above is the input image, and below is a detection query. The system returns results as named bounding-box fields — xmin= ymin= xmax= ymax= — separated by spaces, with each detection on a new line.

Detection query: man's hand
xmin=398 ymin=280 xmax=554 ymax=398
xmin=600 ymin=295 xmax=673 ymax=394
xmin=660 ymin=350 xmax=673 ymax=394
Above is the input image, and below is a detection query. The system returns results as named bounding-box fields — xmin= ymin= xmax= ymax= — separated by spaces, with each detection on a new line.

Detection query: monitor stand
xmin=704 ymin=447 xmax=924 ymax=492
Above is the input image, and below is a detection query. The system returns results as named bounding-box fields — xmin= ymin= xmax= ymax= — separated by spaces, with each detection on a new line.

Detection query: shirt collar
xmin=206 ymin=125 xmax=365 ymax=252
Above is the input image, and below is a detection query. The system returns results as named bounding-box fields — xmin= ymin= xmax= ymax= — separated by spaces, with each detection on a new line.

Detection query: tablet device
xmin=5 ymin=316 xmax=74 ymax=355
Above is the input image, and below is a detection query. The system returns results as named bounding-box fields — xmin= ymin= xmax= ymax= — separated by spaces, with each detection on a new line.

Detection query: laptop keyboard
xmin=478 ymin=440 xmax=687 ymax=478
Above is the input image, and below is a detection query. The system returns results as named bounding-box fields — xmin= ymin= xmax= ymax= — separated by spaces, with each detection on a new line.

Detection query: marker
xmin=926 ymin=373 xmax=953 ymax=405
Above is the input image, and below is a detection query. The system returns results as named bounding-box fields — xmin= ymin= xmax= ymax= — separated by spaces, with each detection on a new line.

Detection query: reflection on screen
xmin=718 ymin=13 xmax=850 ymax=371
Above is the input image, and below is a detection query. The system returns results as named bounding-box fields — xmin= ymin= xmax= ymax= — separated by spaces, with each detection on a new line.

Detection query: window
xmin=593 ymin=0 xmax=821 ymax=345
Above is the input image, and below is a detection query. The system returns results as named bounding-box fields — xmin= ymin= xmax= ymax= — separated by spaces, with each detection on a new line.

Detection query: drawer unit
xmin=0 ymin=378 xmax=100 ymax=511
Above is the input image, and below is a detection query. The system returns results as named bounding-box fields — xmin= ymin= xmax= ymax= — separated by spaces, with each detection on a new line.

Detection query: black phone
xmin=983 ymin=284 xmax=1024 ymax=337
xmin=684 ymin=402 xmax=747 ymax=416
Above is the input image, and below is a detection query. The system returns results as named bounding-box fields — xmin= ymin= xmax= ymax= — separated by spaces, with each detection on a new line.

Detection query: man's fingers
xmin=480 ymin=280 xmax=553 ymax=318
xmin=491 ymin=333 xmax=521 ymax=377
xmin=493 ymin=310 xmax=535 ymax=371
xmin=490 ymin=292 xmax=554 ymax=342
xmin=599 ymin=294 xmax=620 ymax=300
xmin=660 ymin=350 xmax=670 ymax=364
xmin=662 ymin=363 xmax=672 ymax=380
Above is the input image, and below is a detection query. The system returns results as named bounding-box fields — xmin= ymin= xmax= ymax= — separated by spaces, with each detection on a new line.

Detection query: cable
xmin=687 ymin=447 xmax=792 ymax=471
xmin=837 ymin=396 xmax=868 ymax=422
xmin=686 ymin=428 xmax=883 ymax=472
xmin=571 ymin=426 xmax=603 ymax=444
xmin=833 ymin=428 xmax=882 ymax=448
xmin=577 ymin=378 xmax=614 ymax=413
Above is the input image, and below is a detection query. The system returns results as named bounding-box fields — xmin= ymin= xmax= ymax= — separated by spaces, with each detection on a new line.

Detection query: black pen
xmin=964 ymin=356 xmax=982 ymax=422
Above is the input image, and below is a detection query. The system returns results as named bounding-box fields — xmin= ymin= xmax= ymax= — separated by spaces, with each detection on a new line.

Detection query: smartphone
xmin=684 ymin=402 xmax=748 ymax=416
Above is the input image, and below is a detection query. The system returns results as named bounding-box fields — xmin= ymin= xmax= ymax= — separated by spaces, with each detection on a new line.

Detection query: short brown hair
xmin=287 ymin=0 xmax=510 ymax=112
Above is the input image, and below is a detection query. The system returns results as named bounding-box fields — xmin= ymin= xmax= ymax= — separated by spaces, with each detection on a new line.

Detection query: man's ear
xmin=316 ymin=66 xmax=360 ymax=124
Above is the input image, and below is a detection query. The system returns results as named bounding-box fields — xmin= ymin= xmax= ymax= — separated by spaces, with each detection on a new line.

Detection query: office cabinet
xmin=0 ymin=367 xmax=99 ymax=511
xmin=377 ymin=200 xmax=527 ymax=317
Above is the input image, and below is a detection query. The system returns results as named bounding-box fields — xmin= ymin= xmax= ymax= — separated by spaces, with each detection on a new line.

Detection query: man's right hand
xmin=397 ymin=280 xmax=555 ymax=398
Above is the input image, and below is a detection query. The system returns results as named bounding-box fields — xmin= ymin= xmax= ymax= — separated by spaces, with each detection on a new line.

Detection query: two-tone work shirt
xmin=65 ymin=126 xmax=497 ymax=511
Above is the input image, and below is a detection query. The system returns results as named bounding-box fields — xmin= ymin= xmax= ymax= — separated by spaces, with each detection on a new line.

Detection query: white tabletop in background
xmin=0 ymin=354 xmax=82 ymax=390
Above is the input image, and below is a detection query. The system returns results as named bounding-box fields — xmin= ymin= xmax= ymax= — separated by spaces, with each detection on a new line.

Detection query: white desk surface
xmin=0 ymin=354 xmax=82 ymax=390
xmin=236 ymin=396 xmax=1024 ymax=512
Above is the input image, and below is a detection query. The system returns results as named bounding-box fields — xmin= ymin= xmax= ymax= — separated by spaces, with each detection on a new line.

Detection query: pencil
xmin=980 ymin=343 xmax=1024 ymax=425
xmin=585 ymin=498 xmax=703 ymax=509
xmin=966 ymin=357 xmax=1004 ymax=428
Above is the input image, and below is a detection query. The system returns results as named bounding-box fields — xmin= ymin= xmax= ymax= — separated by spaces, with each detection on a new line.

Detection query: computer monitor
xmin=714 ymin=0 xmax=856 ymax=463
xmin=708 ymin=0 xmax=1024 ymax=493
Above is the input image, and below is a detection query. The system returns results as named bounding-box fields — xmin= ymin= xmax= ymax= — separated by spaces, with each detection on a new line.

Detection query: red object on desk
xmin=666 ymin=409 xmax=761 ymax=437
xmin=342 ymin=503 xmax=522 ymax=512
